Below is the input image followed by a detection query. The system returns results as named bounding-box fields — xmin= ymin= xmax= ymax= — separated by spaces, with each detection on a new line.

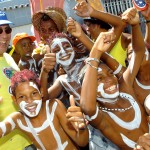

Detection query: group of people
xmin=0 ymin=0 xmax=150 ymax=150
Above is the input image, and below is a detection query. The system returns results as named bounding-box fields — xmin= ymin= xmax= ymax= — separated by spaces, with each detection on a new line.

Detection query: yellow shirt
xmin=0 ymin=56 xmax=31 ymax=150
xmin=110 ymin=36 xmax=127 ymax=67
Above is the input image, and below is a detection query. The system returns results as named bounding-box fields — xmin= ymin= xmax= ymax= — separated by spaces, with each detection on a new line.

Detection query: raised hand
xmin=134 ymin=133 xmax=150 ymax=150
xmin=93 ymin=29 xmax=116 ymax=53
xmin=73 ymin=1 xmax=93 ymax=17
xmin=66 ymin=95 xmax=87 ymax=131
xmin=42 ymin=45 xmax=56 ymax=73
xmin=122 ymin=7 xmax=140 ymax=25
xmin=67 ymin=17 xmax=82 ymax=38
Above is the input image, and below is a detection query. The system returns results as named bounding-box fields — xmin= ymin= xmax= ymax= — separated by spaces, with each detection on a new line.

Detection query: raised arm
xmin=73 ymin=1 xmax=126 ymax=51
xmin=141 ymin=2 xmax=150 ymax=49
xmin=40 ymin=45 xmax=56 ymax=101
xmin=67 ymin=17 xmax=93 ymax=51
xmin=121 ymin=8 xmax=145 ymax=85
xmin=80 ymin=30 xmax=115 ymax=122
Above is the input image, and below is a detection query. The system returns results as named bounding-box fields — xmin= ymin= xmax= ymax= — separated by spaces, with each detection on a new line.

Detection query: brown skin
xmin=73 ymin=1 xmax=129 ymax=52
xmin=1 ymin=81 xmax=88 ymax=150
xmin=68 ymin=4 xmax=150 ymax=106
xmin=80 ymin=8 xmax=148 ymax=150
xmin=15 ymin=38 xmax=38 ymax=72
xmin=39 ymin=19 xmax=59 ymax=44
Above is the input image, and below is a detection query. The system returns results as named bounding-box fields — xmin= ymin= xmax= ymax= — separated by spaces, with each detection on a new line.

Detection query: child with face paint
xmin=80 ymin=7 xmax=150 ymax=150
xmin=41 ymin=33 xmax=86 ymax=104
xmin=0 ymin=69 xmax=88 ymax=150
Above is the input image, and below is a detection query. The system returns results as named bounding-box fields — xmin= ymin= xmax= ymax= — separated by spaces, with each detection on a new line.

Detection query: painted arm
xmin=80 ymin=30 xmax=115 ymax=122
xmin=121 ymin=8 xmax=145 ymax=86
xmin=57 ymin=96 xmax=89 ymax=147
xmin=0 ymin=112 xmax=19 ymax=138
xmin=101 ymin=52 xmax=126 ymax=79
xmin=141 ymin=2 xmax=150 ymax=49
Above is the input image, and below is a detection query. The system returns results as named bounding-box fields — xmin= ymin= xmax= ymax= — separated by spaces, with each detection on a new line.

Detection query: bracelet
xmin=145 ymin=20 xmax=150 ymax=24
xmin=87 ymin=62 xmax=98 ymax=70
xmin=85 ymin=106 xmax=99 ymax=121
xmin=85 ymin=57 xmax=100 ymax=64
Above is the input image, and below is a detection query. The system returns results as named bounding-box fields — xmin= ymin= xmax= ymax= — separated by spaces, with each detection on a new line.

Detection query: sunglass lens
xmin=5 ymin=27 xmax=12 ymax=34
xmin=0 ymin=28 xmax=3 ymax=34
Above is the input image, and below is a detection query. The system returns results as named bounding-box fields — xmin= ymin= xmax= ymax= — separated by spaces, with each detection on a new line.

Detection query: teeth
xmin=106 ymin=85 xmax=116 ymax=91
xmin=26 ymin=106 xmax=35 ymax=110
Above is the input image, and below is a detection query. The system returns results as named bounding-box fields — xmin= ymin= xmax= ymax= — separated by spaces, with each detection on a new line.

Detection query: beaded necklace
xmin=99 ymin=92 xmax=135 ymax=112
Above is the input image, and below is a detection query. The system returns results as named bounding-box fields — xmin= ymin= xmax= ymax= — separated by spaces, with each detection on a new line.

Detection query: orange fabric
xmin=12 ymin=33 xmax=36 ymax=47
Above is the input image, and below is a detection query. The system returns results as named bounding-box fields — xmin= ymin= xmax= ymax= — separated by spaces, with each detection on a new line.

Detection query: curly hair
xmin=11 ymin=69 xmax=40 ymax=96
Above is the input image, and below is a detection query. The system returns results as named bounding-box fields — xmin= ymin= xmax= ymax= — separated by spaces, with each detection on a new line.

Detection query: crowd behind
xmin=0 ymin=0 xmax=150 ymax=150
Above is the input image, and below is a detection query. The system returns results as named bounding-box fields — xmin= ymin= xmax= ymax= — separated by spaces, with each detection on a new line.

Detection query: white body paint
xmin=113 ymin=64 xmax=122 ymax=75
xmin=51 ymin=38 xmax=75 ymax=66
xmin=17 ymin=101 xmax=68 ymax=150
xmin=129 ymin=52 xmax=135 ymax=74
xmin=0 ymin=122 xmax=6 ymax=137
xmin=6 ymin=116 xmax=16 ymax=130
xmin=85 ymin=106 xmax=99 ymax=121
xmin=101 ymin=92 xmax=141 ymax=148
xmin=144 ymin=94 xmax=150 ymax=112
xmin=145 ymin=49 xmax=149 ymax=61
xmin=135 ymin=78 xmax=150 ymax=90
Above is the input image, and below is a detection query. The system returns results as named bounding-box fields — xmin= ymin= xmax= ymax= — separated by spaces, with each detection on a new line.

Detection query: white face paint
xmin=97 ymin=67 xmax=119 ymax=100
xmin=29 ymin=82 xmax=39 ymax=92
xmin=97 ymin=83 xmax=119 ymax=99
xmin=19 ymin=100 xmax=42 ymax=117
xmin=51 ymin=38 xmax=75 ymax=66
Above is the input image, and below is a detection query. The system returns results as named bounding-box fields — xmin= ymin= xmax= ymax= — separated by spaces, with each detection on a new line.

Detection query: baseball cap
xmin=0 ymin=11 xmax=12 ymax=25
xmin=13 ymin=32 xmax=36 ymax=47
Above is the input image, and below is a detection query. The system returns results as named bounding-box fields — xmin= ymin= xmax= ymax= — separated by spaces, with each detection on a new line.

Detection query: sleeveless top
xmin=110 ymin=36 xmax=127 ymax=67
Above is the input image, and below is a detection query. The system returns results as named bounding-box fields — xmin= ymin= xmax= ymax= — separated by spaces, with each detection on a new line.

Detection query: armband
xmin=0 ymin=122 xmax=6 ymax=137
xmin=113 ymin=64 xmax=122 ymax=75
xmin=85 ymin=106 xmax=99 ymax=121
xmin=144 ymin=94 xmax=150 ymax=110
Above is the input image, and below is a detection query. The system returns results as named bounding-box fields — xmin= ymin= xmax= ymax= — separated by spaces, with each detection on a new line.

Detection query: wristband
xmin=85 ymin=57 xmax=100 ymax=64
xmin=113 ymin=64 xmax=122 ymax=75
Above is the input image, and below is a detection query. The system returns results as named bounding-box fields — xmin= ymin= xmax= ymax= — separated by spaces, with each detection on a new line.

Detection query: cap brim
xmin=0 ymin=20 xmax=13 ymax=25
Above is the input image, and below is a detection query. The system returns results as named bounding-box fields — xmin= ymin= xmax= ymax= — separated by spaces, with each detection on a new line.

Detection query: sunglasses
xmin=0 ymin=27 xmax=12 ymax=34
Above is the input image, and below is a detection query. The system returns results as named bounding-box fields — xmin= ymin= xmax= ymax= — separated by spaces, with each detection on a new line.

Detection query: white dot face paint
xmin=51 ymin=38 xmax=75 ymax=66
xmin=19 ymin=100 xmax=42 ymax=117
